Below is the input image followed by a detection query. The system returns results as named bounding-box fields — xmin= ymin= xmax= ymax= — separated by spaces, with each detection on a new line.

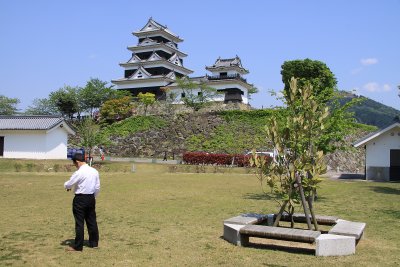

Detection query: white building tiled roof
xmin=0 ymin=115 xmax=73 ymax=133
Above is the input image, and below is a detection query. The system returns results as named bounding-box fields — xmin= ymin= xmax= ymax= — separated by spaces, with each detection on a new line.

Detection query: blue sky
xmin=1 ymin=0 xmax=399 ymax=111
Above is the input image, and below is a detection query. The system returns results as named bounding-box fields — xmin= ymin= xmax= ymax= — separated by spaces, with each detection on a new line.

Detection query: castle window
xmin=181 ymin=92 xmax=186 ymax=98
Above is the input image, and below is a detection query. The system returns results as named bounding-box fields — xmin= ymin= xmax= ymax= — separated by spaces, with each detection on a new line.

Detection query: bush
xmin=14 ymin=163 xmax=23 ymax=172
xmin=182 ymin=152 xmax=268 ymax=167
xmin=26 ymin=163 xmax=35 ymax=172
xmin=53 ymin=164 xmax=60 ymax=172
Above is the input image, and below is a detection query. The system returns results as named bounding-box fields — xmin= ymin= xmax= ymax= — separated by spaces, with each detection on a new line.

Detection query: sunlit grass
xmin=0 ymin=161 xmax=399 ymax=266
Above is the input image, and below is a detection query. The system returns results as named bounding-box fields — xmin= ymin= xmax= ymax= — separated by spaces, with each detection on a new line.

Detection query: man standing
xmin=64 ymin=152 xmax=100 ymax=252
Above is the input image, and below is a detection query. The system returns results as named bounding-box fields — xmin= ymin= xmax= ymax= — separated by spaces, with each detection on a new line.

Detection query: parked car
xmin=67 ymin=148 xmax=85 ymax=159
xmin=245 ymin=151 xmax=274 ymax=157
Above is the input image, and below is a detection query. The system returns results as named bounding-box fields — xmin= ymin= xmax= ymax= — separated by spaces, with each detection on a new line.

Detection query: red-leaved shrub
xmin=182 ymin=152 xmax=271 ymax=167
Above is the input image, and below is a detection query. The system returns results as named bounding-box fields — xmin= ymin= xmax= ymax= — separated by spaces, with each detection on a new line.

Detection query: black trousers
xmin=72 ymin=194 xmax=99 ymax=250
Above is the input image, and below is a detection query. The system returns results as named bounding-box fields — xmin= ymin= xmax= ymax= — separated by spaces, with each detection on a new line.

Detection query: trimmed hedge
xmin=182 ymin=151 xmax=271 ymax=167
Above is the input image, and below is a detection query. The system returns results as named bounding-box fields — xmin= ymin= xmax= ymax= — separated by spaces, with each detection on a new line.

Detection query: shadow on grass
xmin=337 ymin=173 xmax=365 ymax=180
xmin=243 ymin=192 xmax=327 ymax=202
xmin=370 ymin=186 xmax=400 ymax=195
xmin=245 ymin=242 xmax=314 ymax=255
xmin=242 ymin=193 xmax=271 ymax=201
xmin=380 ymin=209 xmax=400 ymax=219
xmin=219 ymin=236 xmax=314 ymax=255
xmin=60 ymin=239 xmax=95 ymax=248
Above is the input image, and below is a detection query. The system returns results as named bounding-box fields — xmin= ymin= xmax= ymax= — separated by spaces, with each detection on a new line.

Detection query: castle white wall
xmin=209 ymin=70 xmax=242 ymax=76
xmin=115 ymin=80 xmax=170 ymax=89
xmin=168 ymin=84 xmax=249 ymax=105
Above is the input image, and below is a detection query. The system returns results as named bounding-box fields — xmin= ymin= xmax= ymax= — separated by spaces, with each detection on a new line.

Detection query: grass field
xmin=0 ymin=160 xmax=399 ymax=266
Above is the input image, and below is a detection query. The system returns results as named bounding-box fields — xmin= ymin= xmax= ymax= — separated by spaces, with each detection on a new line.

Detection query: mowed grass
xmin=0 ymin=162 xmax=400 ymax=266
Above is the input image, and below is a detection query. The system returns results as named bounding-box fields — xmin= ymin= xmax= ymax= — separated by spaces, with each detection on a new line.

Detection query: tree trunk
xmin=296 ymin=174 xmax=312 ymax=230
xmin=273 ymin=200 xmax=288 ymax=227
xmin=307 ymin=196 xmax=319 ymax=231
xmin=290 ymin=205 xmax=295 ymax=228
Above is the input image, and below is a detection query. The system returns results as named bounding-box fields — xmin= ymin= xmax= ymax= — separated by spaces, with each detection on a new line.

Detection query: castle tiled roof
xmin=206 ymin=55 xmax=249 ymax=74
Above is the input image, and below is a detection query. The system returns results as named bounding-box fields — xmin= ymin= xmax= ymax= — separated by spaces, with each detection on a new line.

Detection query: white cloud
xmin=360 ymin=58 xmax=378 ymax=66
xmin=363 ymin=82 xmax=392 ymax=93
xmin=351 ymin=67 xmax=363 ymax=75
xmin=383 ymin=84 xmax=392 ymax=92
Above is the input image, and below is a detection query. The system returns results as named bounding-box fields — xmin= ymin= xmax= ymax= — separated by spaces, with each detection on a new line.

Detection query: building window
xmin=220 ymin=72 xmax=227 ymax=77
xmin=198 ymin=92 xmax=203 ymax=96
xmin=181 ymin=93 xmax=186 ymax=98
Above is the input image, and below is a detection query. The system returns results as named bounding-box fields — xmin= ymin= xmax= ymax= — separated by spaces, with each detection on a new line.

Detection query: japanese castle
xmin=112 ymin=18 xmax=253 ymax=105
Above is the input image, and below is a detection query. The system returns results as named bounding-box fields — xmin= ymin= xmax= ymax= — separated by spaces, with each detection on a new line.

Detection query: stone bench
xmin=222 ymin=214 xmax=365 ymax=256
xmin=328 ymin=219 xmax=366 ymax=241
xmin=277 ymin=213 xmax=339 ymax=226
xmin=316 ymin=234 xmax=355 ymax=256
xmin=224 ymin=213 xmax=270 ymax=225
xmin=239 ymin=225 xmax=321 ymax=246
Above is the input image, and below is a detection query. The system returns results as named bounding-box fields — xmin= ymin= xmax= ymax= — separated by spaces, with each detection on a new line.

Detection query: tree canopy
xmin=172 ymin=77 xmax=221 ymax=111
xmin=49 ymin=85 xmax=82 ymax=119
xmin=80 ymin=78 xmax=115 ymax=117
xmin=100 ymin=96 xmax=134 ymax=123
xmin=25 ymin=98 xmax=58 ymax=115
xmin=281 ymin=59 xmax=337 ymax=103
xmin=137 ymin=92 xmax=155 ymax=115
xmin=0 ymin=95 xmax=20 ymax=115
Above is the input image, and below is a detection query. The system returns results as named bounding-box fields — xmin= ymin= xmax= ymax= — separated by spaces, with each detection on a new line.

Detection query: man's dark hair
xmin=72 ymin=152 xmax=85 ymax=162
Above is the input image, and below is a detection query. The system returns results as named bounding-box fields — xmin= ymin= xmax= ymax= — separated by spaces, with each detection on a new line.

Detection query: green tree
xmin=281 ymin=59 xmax=337 ymax=103
xmin=49 ymin=85 xmax=82 ymax=119
xmin=173 ymin=77 xmax=221 ymax=111
xmin=281 ymin=59 xmax=359 ymax=154
xmin=80 ymin=78 xmax=115 ymax=117
xmin=0 ymin=95 xmax=20 ymax=115
xmin=100 ymin=96 xmax=133 ymax=123
xmin=251 ymin=78 xmax=330 ymax=230
xmin=75 ymin=118 xmax=108 ymax=164
xmin=247 ymin=85 xmax=259 ymax=100
xmin=137 ymin=92 xmax=155 ymax=115
xmin=25 ymin=98 xmax=58 ymax=115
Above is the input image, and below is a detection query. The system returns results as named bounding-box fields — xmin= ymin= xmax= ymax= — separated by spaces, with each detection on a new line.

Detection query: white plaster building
xmin=112 ymin=18 xmax=254 ymax=105
xmin=354 ymin=122 xmax=400 ymax=181
xmin=0 ymin=116 xmax=75 ymax=159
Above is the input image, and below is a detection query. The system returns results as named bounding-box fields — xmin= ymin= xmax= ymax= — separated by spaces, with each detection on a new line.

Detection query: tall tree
xmin=49 ymin=85 xmax=82 ymax=119
xmin=281 ymin=59 xmax=359 ymax=153
xmin=0 ymin=95 xmax=20 ymax=115
xmin=173 ymin=77 xmax=221 ymax=111
xmin=100 ymin=96 xmax=133 ymax=123
xmin=25 ymin=98 xmax=58 ymax=115
xmin=252 ymin=78 xmax=329 ymax=230
xmin=80 ymin=78 xmax=115 ymax=117
xmin=281 ymin=59 xmax=337 ymax=103
xmin=75 ymin=117 xmax=108 ymax=165
xmin=137 ymin=92 xmax=155 ymax=115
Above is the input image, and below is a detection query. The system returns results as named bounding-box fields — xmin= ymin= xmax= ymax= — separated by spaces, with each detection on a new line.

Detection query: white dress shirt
xmin=64 ymin=164 xmax=100 ymax=197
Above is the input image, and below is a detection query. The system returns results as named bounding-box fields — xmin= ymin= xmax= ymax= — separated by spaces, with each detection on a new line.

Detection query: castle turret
xmin=204 ymin=56 xmax=252 ymax=104
xmin=112 ymin=18 xmax=193 ymax=100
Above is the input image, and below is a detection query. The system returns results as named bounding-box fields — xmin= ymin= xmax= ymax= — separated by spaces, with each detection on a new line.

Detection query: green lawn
xmin=0 ymin=161 xmax=399 ymax=266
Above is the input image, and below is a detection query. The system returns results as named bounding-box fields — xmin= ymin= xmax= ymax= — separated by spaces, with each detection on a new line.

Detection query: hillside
xmin=339 ymin=92 xmax=400 ymax=128
xmin=91 ymin=110 xmax=371 ymax=173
